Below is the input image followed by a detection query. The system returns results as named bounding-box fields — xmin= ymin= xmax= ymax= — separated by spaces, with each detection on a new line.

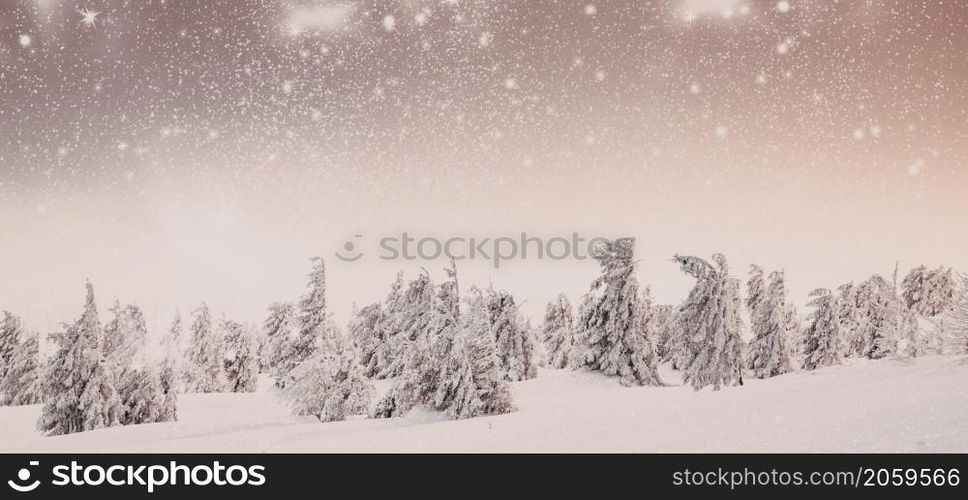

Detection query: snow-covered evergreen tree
xmin=348 ymin=302 xmax=386 ymax=378
xmin=104 ymin=303 xmax=149 ymax=371
xmin=102 ymin=301 xmax=124 ymax=364
xmin=158 ymin=313 xmax=181 ymax=421
xmin=185 ymin=303 xmax=225 ymax=392
xmin=854 ymin=275 xmax=899 ymax=359
xmin=101 ymin=302 xmax=172 ymax=426
xmin=355 ymin=272 xmax=406 ymax=379
xmin=260 ymin=302 xmax=294 ymax=375
xmin=0 ymin=332 xmax=41 ymax=406
xmin=902 ymin=266 xmax=955 ymax=317
xmin=835 ymin=282 xmax=862 ymax=357
xmin=571 ymin=238 xmax=662 ymax=386
xmin=221 ymin=320 xmax=258 ymax=393
xmin=541 ymin=294 xmax=574 ymax=369
xmin=380 ymin=272 xmax=434 ymax=379
xmin=38 ymin=282 xmax=123 ymax=436
xmin=943 ymin=272 xmax=968 ymax=355
xmin=653 ymin=304 xmax=676 ymax=362
xmin=276 ymin=257 xmax=329 ymax=387
xmin=118 ymin=367 xmax=173 ymax=425
xmin=487 ymin=288 xmax=537 ymax=381
xmin=783 ymin=302 xmax=803 ymax=367
xmin=669 ymin=254 xmax=744 ymax=390
xmin=157 ymin=362 xmax=179 ymax=422
xmin=899 ymin=306 xmax=925 ymax=357
xmin=898 ymin=266 xmax=953 ymax=357
xmin=373 ymin=263 xmax=514 ymax=420
xmin=801 ymin=288 xmax=844 ymax=370
xmin=373 ymin=265 xmax=459 ymax=418
xmin=746 ymin=270 xmax=792 ymax=378
xmin=434 ymin=286 xmax=513 ymax=419
xmin=161 ymin=310 xmax=185 ymax=392
xmin=287 ymin=325 xmax=373 ymax=422
xmin=746 ymin=264 xmax=766 ymax=320
xmin=0 ymin=311 xmax=24 ymax=383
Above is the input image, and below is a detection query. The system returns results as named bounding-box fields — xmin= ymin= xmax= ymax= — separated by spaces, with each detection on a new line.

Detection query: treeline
xmin=2 ymin=239 xmax=967 ymax=435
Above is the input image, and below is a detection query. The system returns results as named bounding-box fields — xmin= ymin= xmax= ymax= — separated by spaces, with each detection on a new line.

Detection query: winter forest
xmin=2 ymin=1 xmax=968 ymax=452
xmin=2 ymin=237 xmax=967 ymax=441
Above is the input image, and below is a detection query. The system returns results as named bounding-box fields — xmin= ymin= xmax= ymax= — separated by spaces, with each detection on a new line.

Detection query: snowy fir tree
xmin=915 ymin=319 xmax=947 ymax=357
xmin=783 ymin=302 xmax=803 ymax=367
xmin=943 ymin=272 xmax=968 ymax=355
xmin=186 ymin=303 xmax=225 ymax=392
xmin=101 ymin=302 xmax=173 ymax=426
xmin=102 ymin=301 xmax=125 ymax=364
xmin=541 ymin=293 xmax=575 ymax=369
xmin=157 ymin=313 xmax=181 ymax=422
xmin=287 ymin=325 xmax=373 ymax=422
xmin=260 ymin=301 xmax=294 ymax=374
xmin=161 ymin=310 xmax=185 ymax=393
xmin=746 ymin=264 xmax=767 ymax=320
xmin=38 ymin=282 xmax=123 ymax=436
xmin=634 ymin=286 xmax=665 ymax=375
xmin=746 ymin=270 xmax=792 ymax=378
xmin=835 ymin=282 xmax=862 ymax=357
xmin=352 ymin=271 xmax=406 ymax=379
xmin=118 ymin=367 xmax=175 ymax=425
xmin=276 ymin=257 xmax=330 ymax=387
xmin=348 ymin=302 xmax=386 ymax=379
xmin=221 ymin=319 xmax=259 ymax=393
xmin=669 ymin=254 xmax=744 ymax=390
xmin=487 ymin=288 xmax=537 ymax=381
xmin=0 ymin=311 xmax=25 ymax=382
xmin=572 ymin=238 xmax=662 ymax=386
xmin=899 ymin=266 xmax=954 ymax=357
xmin=902 ymin=266 xmax=955 ymax=317
xmin=157 ymin=362 xmax=179 ymax=422
xmin=373 ymin=263 xmax=514 ymax=420
xmin=373 ymin=264 xmax=460 ymax=418
xmin=104 ymin=303 xmax=149 ymax=371
xmin=652 ymin=304 xmax=676 ymax=362
xmin=853 ymin=275 xmax=899 ymax=359
xmin=380 ymin=271 xmax=435 ymax=379
xmin=433 ymin=286 xmax=513 ymax=419
xmin=801 ymin=288 xmax=844 ymax=370
xmin=0 ymin=332 xmax=41 ymax=406
xmin=898 ymin=306 xmax=926 ymax=357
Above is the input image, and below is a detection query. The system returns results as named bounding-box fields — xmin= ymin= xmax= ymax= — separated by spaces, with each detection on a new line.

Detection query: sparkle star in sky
xmin=77 ymin=7 xmax=100 ymax=28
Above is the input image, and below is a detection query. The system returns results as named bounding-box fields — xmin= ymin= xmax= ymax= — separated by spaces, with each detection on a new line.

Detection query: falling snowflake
xmin=78 ymin=8 xmax=100 ymax=28
xmin=479 ymin=32 xmax=492 ymax=48
xmin=383 ymin=15 xmax=396 ymax=32
xmin=907 ymin=159 xmax=925 ymax=177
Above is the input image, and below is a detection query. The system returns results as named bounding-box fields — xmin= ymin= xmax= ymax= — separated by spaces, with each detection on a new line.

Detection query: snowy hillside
xmin=2 ymin=356 xmax=966 ymax=453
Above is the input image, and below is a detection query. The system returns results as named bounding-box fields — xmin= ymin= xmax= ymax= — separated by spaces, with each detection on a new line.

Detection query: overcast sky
xmin=1 ymin=0 xmax=966 ymax=337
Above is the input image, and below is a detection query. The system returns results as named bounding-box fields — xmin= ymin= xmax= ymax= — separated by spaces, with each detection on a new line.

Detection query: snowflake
xmin=383 ymin=15 xmax=396 ymax=32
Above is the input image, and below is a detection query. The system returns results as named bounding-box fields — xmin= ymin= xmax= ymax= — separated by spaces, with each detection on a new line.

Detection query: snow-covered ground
xmin=2 ymin=356 xmax=967 ymax=453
